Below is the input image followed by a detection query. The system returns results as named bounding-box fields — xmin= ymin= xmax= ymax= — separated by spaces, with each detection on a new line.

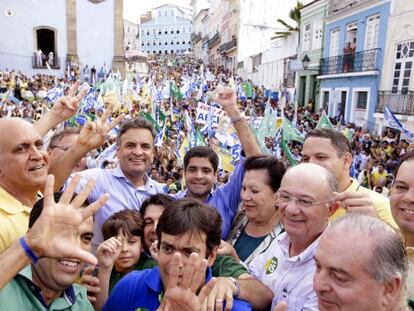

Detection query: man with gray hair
xmin=249 ymin=163 xmax=340 ymax=310
xmin=313 ymin=213 xmax=409 ymax=311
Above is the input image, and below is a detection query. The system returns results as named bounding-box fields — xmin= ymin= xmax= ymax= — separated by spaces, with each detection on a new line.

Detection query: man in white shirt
xmin=249 ymin=163 xmax=339 ymax=310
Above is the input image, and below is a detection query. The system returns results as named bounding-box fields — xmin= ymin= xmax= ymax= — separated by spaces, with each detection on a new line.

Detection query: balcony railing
xmin=227 ymin=37 xmax=237 ymax=51
xmin=191 ymin=32 xmax=202 ymax=44
xmin=32 ymin=54 xmax=60 ymax=69
xmin=208 ymin=32 xmax=220 ymax=49
xmin=219 ymin=43 xmax=227 ymax=54
xmin=319 ymin=48 xmax=379 ymax=75
xmin=327 ymin=0 xmax=374 ymax=18
xmin=376 ymin=91 xmax=414 ymax=115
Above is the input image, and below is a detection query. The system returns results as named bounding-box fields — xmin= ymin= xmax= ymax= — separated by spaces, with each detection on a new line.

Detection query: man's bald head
xmin=283 ymin=163 xmax=338 ymax=195
xmin=0 ymin=118 xmax=35 ymax=154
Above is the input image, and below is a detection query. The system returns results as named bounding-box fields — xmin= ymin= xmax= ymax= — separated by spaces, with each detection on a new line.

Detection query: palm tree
xmin=271 ymin=1 xmax=303 ymax=40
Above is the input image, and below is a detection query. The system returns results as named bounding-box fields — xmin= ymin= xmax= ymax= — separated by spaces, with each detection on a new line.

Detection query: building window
xmin=153 ymin=29 xmax=156 ymax=35
xmin=322 ymin=91 xmax=329 ymax=110
xmin=329 ymin=28 xmax=340 ymax=56
xmin=303 ymin=23 xmax=311 ymax=51
xmin=188 ymin=41 xmax=191 ymax=44
xmin=158 ymin=11 xmax=161 ymax=17
xmin=182 ymin=40 xmax=185 ymax=44
xmin=312 ymin=20 xmax=323 ymax=50
xmin=364 ymin=14 xmax=380 ymax=50
xmin=164 ymin=10 xmax=167 ymax=16
xmin=171 ymin=40 xmax=174 ymax=44
xmin=34 ymin=27 xmax=57 ymax=68
xmin=356 ymin=91 xmax=368 ymax=109
xmin=171 ymin=10 xmax=174 ymax=16
xmin=392 ymin=41 xmax=414 ymax=93
xmin=171 ymin=27 xmax=174 ymax=34
xmin=165 ymin=27 xmax=168 ymax=34
xmin=346 ymin=22 xmax=358 ymax=49
xmin=176 ymin=28 xmax=180 ymax=34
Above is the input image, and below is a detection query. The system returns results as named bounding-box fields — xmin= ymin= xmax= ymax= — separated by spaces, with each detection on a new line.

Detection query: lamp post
xmin=301 ymin=54 xmax=319 ymax=71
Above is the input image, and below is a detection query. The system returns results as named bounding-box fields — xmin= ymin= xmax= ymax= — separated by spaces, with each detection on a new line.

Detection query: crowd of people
xmin=0 ymin=54 xmax=414 ymax=311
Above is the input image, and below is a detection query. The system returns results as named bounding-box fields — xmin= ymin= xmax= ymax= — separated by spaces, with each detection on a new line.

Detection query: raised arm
xmin=34 ymin=81 xmax=89 ymax=136
xmin=50 ymin=103 xmax=123 ymax=190
xmin=214 ymin=87 xmax=261 ymax=157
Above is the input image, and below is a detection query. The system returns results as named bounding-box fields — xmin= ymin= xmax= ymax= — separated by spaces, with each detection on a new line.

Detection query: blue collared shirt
xmin=103 ymin=266 xmax=252 ymax=311
xmin=75 ymin=166 xmax=166 ymax=249
xmin=173 ymin=159 xmax=245 ymax=240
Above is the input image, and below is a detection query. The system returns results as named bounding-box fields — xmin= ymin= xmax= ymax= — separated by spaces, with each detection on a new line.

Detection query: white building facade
xmin=0 ymin=0 xmax=124 ymax=76
xmin=140 ymin=4 xmax=192 ymax=55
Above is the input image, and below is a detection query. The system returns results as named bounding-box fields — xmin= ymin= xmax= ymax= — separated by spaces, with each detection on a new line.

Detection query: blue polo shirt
xmin=173 ymin=159 xmax=245 ymax=240
xmin=103 ymin=266 xmax=252 ymax=311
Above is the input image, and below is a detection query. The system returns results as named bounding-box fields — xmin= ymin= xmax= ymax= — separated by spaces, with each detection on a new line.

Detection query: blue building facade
xmin=318 ymin=0 xmax=390 ymax=129
xmin=140 ymin=4 xmax=192 ymax=55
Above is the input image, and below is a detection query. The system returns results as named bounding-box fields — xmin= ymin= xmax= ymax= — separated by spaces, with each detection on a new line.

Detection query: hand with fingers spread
xmin=76 ymin=103 xmax=124 ymax=152
xmin=157 ymin=253 xmax=217 ymax=311
xmin=333 ymin=191 xmax=377 ymax=217
xmin=79 ymin=265 xmax=101 ymax=303
xmin=34 ymin=81 xmax=90 ymax=136
xmin=25 ymin=174 xmax=109 ymax=265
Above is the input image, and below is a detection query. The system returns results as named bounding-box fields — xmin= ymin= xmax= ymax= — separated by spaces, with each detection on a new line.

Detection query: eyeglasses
xmin=277 ymin=190 xmax=331 ymax=208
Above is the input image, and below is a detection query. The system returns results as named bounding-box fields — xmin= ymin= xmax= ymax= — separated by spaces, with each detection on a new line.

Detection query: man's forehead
xmin=187 ymin=157 xmax=214 ymax=169
xmin=79 ymin=215 xmax=94 ymax=233
xmin=161 ymin=231 xmax=207 ymax=247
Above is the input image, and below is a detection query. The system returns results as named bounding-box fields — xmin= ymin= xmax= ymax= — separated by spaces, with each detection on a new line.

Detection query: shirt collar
xmin=345 ymin=178 xmax=361 ymax=192
xmin=0 ymin=186 xmax=31 ymax=214
xmin=278 ymin=231 xmax=323 ymax=262
xmin=110 ymin=166 xmax=151 ymax=188
xmin=17 ymin=265 xmax=79 ymax=306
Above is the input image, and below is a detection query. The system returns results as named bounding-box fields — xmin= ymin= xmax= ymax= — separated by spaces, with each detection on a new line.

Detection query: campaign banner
xmin=195 ymin=102 xmax=222 ymax=127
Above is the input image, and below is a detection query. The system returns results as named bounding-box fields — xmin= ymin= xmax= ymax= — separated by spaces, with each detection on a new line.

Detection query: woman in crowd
xmin=220 ymin=155 xmax=286 ymax=265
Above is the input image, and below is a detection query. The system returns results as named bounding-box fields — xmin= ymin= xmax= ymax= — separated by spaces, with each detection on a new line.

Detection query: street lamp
xmin=301 ymin=54 xmax=319 ymax=71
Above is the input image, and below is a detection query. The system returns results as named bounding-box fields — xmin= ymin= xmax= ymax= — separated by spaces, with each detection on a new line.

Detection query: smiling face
xmin=314 ymin=232 xmax=389 ymax=311
xmin=117 ymin=128 xmax=154 ymax=183
xmin=184 ymin=157 xmax=217 ymax=201
xmin=32 ymin=216 xmax=93 ymax=293
xmin=390 ymin=159 xmax=414 ymax=239
xmin=241 ymin=169 xmax=278 ymax=223
xmin=0 ymin=119 xmax=49 ymax=193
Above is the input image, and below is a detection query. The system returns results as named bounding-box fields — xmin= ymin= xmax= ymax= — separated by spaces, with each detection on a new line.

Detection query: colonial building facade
xmin=140 ymin=4 xmax=192 ymax=55
xmin=0 ymin=0 xmax=125 ymax=76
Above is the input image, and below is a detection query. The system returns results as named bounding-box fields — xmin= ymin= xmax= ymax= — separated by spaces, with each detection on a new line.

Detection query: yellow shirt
xmin=0 ymin=187 xmax=31 ymax=252
xmin=329 ymin=178 xmax=397 ymax=228
xmin=407 ymin=247 xmax=414 ymax=299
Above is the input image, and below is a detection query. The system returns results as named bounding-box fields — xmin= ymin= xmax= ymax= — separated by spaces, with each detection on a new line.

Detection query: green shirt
xmin=0 ymin=265 xmax=93 ymax=310
xmin=212 ymin=255 xmax=248 ymax=278
xmin=109 ymin=254 xmax=157 ymax=293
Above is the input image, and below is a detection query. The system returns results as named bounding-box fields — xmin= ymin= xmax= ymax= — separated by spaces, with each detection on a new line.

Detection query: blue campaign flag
xmin=384 ymin=106 xmax=414 ymax=141
xmin=82 ymin=88 xmax=96 ymax=113
xmin=271 ymin=92 xmax=279 ymax=101
xmin=264 ymin=89 xmax=271 ymax=98
xmin=45 ymin=86 xmax=64 ymax=103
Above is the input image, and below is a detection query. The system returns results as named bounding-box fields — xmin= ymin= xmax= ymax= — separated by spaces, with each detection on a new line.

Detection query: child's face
xmin=114 ymin=231 xmax=142 ymax=273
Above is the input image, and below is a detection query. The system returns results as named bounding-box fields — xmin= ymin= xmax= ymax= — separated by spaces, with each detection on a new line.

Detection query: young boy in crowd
xmin=91 ymin=209 xmax=156 ymax=310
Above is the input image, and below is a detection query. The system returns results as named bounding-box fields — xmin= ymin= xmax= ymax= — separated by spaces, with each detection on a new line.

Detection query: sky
xmin=124 ymin=0 xmax=192 ymax=23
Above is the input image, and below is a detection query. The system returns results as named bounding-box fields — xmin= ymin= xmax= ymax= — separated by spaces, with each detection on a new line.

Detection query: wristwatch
xmin=227 ymin=276 xmax=241 ymax=298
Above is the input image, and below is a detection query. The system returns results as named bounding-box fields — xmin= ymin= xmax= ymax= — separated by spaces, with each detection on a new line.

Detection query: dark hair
xmin=102 ymin=209 xmax=144 ymax=240
xmin=48 ymin=128 xmax=81 ymax=149
xmin=140 ymin=193 xmax=174 ymax=217
xmin=29 ymin=192 xmax=89 ymax=229
xmin=183 ymin=146 xmax=219 ymax=173
xmin=244 ymin=155 xmax=286 ymax=192
xmin=306 ymin=128 xmax=351 ymax=157
xmin=156 ymin=198 xmax=222 ymax=257
xmin=394 ymin=150 xmax=414 ymax=181
xmin=118 ymin=118 xmax=156 ymax=144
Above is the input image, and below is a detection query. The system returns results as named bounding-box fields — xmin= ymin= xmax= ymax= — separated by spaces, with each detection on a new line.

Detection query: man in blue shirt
xmin=74 ymin=118 xmax=166 ymax=249
xmin=103 ymin=198 xmax=251 ymax=311
xmin=174 ymin=87 xmax=261 ymax=239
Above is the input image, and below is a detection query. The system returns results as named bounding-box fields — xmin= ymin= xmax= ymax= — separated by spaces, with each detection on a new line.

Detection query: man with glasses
xmin=248 ymin=163 xmax=340 ymax=310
